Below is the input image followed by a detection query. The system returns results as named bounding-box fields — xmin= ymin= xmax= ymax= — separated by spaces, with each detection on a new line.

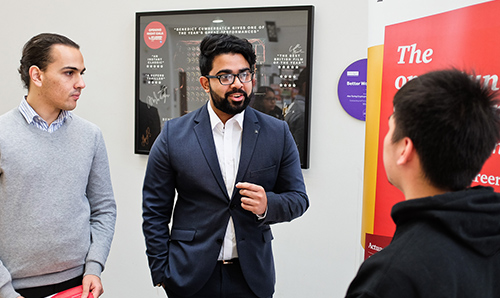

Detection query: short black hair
xmin=19 ymin=33 xmax=80 ymax=90
xmin=295 ymin=67 xmax=309 ymax=93
xmin=199 ymin=34 xmax=256 ymax=76
xmin=392 ymin=69 xmax=500 ymax=191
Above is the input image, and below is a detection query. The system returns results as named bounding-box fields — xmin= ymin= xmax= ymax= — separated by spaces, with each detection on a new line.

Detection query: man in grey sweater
xmin=0 ymin=33 xmax=116 ymax=298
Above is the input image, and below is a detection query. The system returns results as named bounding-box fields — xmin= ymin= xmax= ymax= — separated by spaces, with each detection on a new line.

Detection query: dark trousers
xmin=16 ymin=275 xmax=83 ymax=298
xmin=165 ymin=259 xmax=272 ymax=298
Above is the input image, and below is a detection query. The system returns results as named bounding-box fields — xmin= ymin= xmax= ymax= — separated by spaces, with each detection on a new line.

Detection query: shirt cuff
xmin=256 ymin=206 xmax=268 ymax=220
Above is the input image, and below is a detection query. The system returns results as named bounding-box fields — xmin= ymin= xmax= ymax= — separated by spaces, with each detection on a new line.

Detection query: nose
xmin=76 ymin=74 xmax=86 ymax=89
xmin=231 ymin=75 xmax=244 ymax=88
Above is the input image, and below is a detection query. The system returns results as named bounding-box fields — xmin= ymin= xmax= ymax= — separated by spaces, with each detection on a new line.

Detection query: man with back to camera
xmin=0 ymin=33 xmax=117 ymax=298
xmin=142 ymin=33 xmax=309 ymax=298
xmin=345 ymin=69 xmax=500 ymax=298
xmin=285 ymin=67 xmax=308 ymax=165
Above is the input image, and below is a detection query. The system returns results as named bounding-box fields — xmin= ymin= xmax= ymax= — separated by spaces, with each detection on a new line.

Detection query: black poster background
xmin=135 ymin=6 xmax=314 ymax=168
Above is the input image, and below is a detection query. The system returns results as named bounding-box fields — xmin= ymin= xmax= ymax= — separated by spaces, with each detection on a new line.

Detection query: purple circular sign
xmin=337 ymin=59 xmax=367 ymax=121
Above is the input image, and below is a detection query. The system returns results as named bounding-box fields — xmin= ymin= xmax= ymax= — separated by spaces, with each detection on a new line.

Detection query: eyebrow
xmin=62 ymin=66 xmax=86 ymax=74
xmin=215 ymin=67 xmax=250 ymax=75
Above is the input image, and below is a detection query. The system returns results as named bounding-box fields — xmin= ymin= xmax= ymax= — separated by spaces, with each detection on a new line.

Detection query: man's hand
xmin=82 ymin=274 xmax=103 ymax=298
xmin=236 ymin=182 xmax=267 ymax=216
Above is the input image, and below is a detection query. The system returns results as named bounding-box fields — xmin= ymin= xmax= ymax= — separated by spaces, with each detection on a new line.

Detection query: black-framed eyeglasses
xmin=205 ymin=70 xmax=254 ymax=85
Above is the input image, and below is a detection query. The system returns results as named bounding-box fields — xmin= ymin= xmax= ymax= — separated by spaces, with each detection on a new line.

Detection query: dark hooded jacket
xmin=346 ymin=186 xmax=500 ymax=298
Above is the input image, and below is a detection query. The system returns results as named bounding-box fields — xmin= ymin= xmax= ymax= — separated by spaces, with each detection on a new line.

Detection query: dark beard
xmin=210 ymin=87 xmax=252 ymax=115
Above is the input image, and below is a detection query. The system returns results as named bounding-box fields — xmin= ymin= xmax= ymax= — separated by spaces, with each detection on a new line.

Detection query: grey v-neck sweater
xmin=0 ymin=109 xmax=116 ymax=298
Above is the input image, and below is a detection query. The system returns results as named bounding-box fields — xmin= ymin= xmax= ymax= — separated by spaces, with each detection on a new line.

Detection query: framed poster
xmin=135 ymin=6 xmax=314 ymax=168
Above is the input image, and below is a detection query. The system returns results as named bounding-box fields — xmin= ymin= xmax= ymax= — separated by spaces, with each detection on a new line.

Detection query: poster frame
xmin=135 ymin=6 xmax=314 ymax=168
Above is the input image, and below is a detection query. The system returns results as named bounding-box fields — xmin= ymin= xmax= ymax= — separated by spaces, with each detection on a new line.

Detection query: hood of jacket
xmin=392 ymin=186 xmax=500 ymax=257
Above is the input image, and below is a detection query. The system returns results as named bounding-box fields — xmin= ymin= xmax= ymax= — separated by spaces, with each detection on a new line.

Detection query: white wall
xmin=0 ymin=1 xmax=368 ymax=297
xmin=368 ymin=0 xmax=490 ymax=48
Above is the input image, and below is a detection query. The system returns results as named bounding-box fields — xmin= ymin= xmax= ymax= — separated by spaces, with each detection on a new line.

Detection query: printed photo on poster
xmin=135 ymin=6 xmax=314 ymax=168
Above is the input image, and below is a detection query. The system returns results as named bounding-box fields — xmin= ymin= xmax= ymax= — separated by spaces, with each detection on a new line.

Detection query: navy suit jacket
xmin=142 ymin=104 xmax=309 ymax=297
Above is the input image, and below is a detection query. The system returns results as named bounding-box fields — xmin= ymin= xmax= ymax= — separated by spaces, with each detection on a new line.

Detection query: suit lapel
xmin=193 ymin=105 xmax=229 ymax=200
xmin=235 ymin=108 xmax=260 ymax=191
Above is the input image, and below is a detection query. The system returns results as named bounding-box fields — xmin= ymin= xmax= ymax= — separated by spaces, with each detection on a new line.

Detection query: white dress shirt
xmin=207 ymin=103 xmax=244 ymax=261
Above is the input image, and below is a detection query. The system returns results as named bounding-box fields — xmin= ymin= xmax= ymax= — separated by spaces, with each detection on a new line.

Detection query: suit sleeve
xmin=262 ymin=121 xmax=309 ymax=225
xmin=142 ymin=123 xmax=176 ymax=286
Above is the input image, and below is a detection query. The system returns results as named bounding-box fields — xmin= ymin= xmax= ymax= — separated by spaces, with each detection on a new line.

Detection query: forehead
xmin=388 ymin=114 xmax=395 ymax=124
xmin=387 ymin=114 xmax=399 ymax=136
xmin=211 ymin=53 xmax=250 ymax=73
xmin=47 ymin=44 xmax=84 ymax=68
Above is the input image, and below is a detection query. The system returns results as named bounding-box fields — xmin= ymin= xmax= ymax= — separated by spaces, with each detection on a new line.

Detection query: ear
xmin=199 ymin=76 xmax=210 ymax=93
xmin=29 ymin=65 xmax=43 ymax=88
xmin=397 ymin=137 xmax=416 ymax=166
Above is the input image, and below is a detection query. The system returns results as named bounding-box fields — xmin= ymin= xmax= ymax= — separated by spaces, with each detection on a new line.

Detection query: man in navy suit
xmin=142 ymin=34 xmax=309 ymax=298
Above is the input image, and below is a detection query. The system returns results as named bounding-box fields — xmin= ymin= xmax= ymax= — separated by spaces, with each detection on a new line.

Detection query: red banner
xmin=367 ymin=0 xmax=500 ymax=247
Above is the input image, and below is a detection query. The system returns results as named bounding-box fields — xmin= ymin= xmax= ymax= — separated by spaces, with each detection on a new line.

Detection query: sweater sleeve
xmin=0 ymin=260 xmax=20 ymax=298
xmin=84 ymin=130 xmax=117 ymax=277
